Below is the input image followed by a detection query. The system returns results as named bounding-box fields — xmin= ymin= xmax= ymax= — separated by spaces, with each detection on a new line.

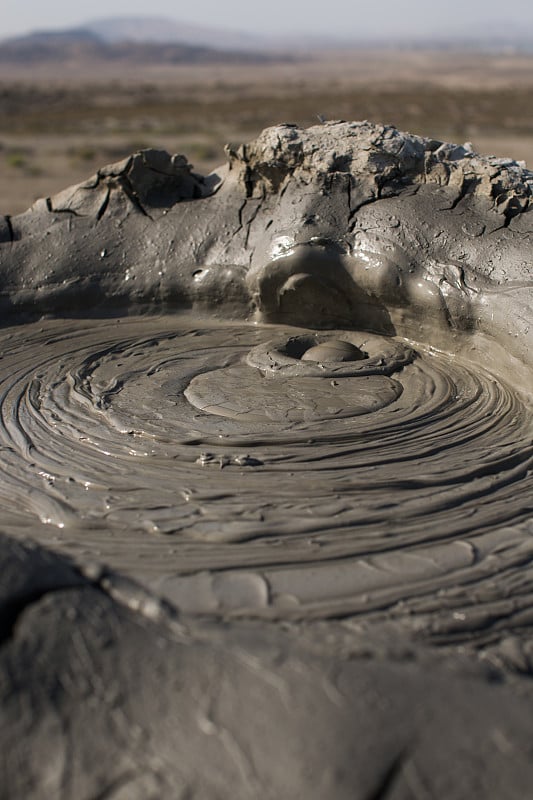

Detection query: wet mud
xmin=1 ymin=122 xmax=533 ymax=798
xmin=0 ymin=315 xmax=532 ymax=631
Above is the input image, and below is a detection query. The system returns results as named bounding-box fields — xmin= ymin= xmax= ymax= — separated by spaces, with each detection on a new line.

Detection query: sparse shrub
xmin=7 ymin=152 xmax=27 ymax=169
xmin=189 ymin=143 xmax=218 ymax=161
xmin=74 ymin=145 xmax=96 ymax=161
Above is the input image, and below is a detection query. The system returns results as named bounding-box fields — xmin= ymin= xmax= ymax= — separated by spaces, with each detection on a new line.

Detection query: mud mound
xmin=1 ymin=122 xmax=533 ymax=798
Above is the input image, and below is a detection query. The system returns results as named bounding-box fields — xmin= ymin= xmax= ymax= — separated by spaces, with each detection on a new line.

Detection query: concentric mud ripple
xmin=0 ymin=314 xmax=532 ymax=625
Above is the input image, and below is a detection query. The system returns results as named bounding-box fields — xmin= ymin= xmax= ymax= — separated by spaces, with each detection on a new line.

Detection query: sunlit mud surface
xmin=1 ymin=313 xmax=532 ymax=622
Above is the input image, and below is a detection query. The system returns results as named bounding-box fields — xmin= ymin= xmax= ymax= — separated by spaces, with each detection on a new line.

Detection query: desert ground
xmin=2 ymin=48 xmax=533 ymax=216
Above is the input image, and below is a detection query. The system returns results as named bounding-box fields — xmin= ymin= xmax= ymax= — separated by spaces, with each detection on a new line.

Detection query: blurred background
xmin=2 ymin=0 xmax=533 ymax=215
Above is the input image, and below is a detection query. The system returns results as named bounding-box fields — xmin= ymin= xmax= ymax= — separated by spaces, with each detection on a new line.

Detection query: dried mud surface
xmin=1 ymin=121 xmax=533 ymax=798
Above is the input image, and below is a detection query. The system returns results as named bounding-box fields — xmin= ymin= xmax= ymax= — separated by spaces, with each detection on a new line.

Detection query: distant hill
xmin=0 ymin=26 xmax=282 ymax=66
xmin=0 ymin=17 xmax=350 ymax=64
xmin=83 ymin=16 xmax=270 ymax=52
xmin=2 ymin=16 xmax=533 ymax=67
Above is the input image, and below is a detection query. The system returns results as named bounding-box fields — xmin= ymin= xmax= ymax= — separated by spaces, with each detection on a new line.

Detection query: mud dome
xmin=1 ymin=123 xmax=533 ymax=799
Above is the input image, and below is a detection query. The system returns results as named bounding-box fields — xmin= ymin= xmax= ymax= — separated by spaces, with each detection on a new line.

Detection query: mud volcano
xmin=1 ymin=122 xmax=533 ymax=798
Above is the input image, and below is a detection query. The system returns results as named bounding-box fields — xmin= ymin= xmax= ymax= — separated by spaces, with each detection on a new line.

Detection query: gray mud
xmin=1 ymin=122 xmax=533 ymax=798
xmin=1 ymin=315 xmax=532 ymax=628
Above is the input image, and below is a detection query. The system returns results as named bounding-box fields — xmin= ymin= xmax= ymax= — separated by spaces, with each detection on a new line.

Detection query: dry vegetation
xmin=2 ymin=49 xmax=533 ymax=215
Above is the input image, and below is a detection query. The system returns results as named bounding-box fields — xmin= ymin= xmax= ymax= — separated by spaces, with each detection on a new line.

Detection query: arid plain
xmin=2 ymin=47 xmax=533 ymax=216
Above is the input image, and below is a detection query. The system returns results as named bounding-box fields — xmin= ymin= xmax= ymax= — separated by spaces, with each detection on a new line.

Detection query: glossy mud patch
xmin=0 ymin=314 xmax=532 ymax=623
xmin=185 ymin=332 xmax=410 ymax=423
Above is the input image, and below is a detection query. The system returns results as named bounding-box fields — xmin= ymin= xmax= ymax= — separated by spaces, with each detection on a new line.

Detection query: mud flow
xmin=1 ymin=313 xmax=531 ymax=623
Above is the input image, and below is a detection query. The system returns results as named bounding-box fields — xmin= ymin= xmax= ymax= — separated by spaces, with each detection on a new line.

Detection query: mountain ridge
xmin=0 ymin=23 xmax=285 ymax=66
xmin=2 ymin=15 xmax=533 ymax=59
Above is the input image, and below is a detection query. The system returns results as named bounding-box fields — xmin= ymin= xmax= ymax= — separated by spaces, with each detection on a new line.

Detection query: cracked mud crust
xmin=1 ymin=121 xmax=533 ymax=361
xmin=1 ymin=122 xmax=533 ymax=799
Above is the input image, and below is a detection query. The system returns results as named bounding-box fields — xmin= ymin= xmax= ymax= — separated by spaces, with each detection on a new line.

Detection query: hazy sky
xmin=2 ymin=0 xmax=532 ymax=40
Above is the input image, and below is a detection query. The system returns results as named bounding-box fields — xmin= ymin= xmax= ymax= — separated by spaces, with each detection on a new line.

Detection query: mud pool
xmin=2 ymin=122 xmax=533 ymax=799
xmin=0 ymin=315 xmax=531 ymax=627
